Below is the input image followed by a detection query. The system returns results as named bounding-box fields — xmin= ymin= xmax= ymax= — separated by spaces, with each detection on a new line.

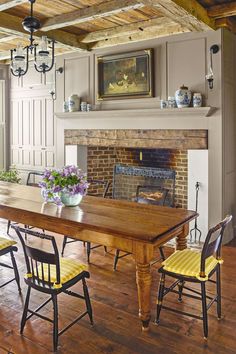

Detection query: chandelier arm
xmin=24 ymin=46 xmax=29 ymax=76
xmin=44 ymin=40 xmax=55 ymax=73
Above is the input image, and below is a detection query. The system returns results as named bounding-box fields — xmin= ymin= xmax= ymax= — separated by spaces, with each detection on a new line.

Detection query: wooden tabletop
xmin=0 ymin=182 xmax=197 ymax=244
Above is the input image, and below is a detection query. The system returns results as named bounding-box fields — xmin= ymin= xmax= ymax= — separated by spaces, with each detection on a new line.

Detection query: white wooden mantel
xmin=55 ymin=106 xmax=215 ymax=167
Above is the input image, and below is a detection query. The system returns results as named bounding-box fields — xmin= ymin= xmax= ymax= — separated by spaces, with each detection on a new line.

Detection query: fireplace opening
xmin=86 ymin=147 xmax=188 ymax=208
xmin=112 ymin=164 xmax=176 ymax=207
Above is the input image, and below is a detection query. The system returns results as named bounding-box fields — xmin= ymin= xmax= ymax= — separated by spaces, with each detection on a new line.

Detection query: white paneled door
xmin=0 ymin=80 xmax=5 ymax=170
xmin=11 ymin=94 xmax=55 ymax=170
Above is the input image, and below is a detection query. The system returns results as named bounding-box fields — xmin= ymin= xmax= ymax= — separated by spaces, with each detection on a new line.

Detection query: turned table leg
xmin=133 ymin=243 xmax=153 ymax=331
xmin=176 ymin=224 xmax=189 ymax=250
xmin=136 ymin=262 xmax=152 ymax=330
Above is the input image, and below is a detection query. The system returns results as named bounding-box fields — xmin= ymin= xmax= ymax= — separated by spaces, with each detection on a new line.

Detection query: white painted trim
xmin=56 ymin=106 xmax=214 ymax=120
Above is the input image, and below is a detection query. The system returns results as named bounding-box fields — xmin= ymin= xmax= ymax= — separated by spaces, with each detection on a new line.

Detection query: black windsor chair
xmin=12 ymin=225 xmax=93 ymax=352
xmin=155 ymin=215 xmax=232 ymax=339
xmin=0 ymin=236 xmax=21 ymax=293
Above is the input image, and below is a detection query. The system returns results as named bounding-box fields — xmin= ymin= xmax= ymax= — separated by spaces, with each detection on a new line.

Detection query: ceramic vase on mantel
xmin=68 ymin=94 xmax=80 ymax=112
xmin=175 ymin=85 xmax=192 ymax=108
xmin=60 ymin=191 xmax=83 ymax=207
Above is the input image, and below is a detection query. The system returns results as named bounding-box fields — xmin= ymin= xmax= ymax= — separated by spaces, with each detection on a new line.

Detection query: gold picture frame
xmin=97 ymin=49 xmax=154 ymax=100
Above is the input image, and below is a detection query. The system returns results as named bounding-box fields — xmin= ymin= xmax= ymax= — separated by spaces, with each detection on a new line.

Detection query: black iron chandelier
xmin=10 ymin=0 xmax=55 ymax=77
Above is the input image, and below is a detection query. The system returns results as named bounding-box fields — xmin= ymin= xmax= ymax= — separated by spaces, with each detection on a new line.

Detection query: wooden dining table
xmin=0 ymin=181 xmax=197 ymax=330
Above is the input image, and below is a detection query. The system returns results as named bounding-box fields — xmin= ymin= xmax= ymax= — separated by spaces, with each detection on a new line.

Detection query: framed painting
xmin=97 ymin=49 xmax=154 ymax=100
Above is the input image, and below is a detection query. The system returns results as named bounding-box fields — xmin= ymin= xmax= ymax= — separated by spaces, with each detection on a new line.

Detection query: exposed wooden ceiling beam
xmin=41 ymin=0 xmax=145 ymax=31
xmin=0 ymin=34 xmax=19 ymax=42
xmin=208 ymin=2 xmax=236 ymax=19
xmin=0 ymin=12 xmax=88 ymax=51
xmin=79 ymin=17 xmax=169 ymax=43
xmin=0 ymin=0 xmax=28 ymax=11
xmin=143 ymin=0 xmax=215 ymax=31
xmin=0 ymin=50 xmax=12 ymax=60
xmin=89 ymin=21 xmax=188 ymax=49
xmin=215 ymin=17 xmax=236 ymax=33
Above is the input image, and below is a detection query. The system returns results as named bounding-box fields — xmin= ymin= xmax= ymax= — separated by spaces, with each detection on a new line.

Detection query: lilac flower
xmin=39 ymin=165 xmax=89 ymax=205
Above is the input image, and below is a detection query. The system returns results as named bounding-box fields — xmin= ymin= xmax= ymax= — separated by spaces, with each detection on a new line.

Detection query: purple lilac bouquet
xmin=39 ymin=165 xmax=89 ymax=205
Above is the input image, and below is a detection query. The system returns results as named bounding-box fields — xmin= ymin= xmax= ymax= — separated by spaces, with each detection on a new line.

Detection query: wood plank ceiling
xmin=0 ymin=0 xmax=235 ymax=62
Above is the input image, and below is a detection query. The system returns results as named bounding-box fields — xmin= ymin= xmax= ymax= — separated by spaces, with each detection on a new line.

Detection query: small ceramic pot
xmin=68 ymin=94 xmax=80 ymax=112
xmin=193 ymin=93 xmax=202 ymax=107
xmin=175 ymin=85 xmax=192 ymax=108
xmin=60 ymin=192 xmax=83 ymax=207
xmin=80 ymin=101 xmax=87 ymax=112
xmin=168 ymin=96 xmax=177 ymax=108
xmin=160 ymin=100 xmax=168 ymax=109
xmin=63 ymin=101 xmax=69 ymax=112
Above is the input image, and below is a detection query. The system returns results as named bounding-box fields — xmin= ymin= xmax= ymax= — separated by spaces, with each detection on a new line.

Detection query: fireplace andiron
xmin=190 ymin=181 xmax=202 ymax=243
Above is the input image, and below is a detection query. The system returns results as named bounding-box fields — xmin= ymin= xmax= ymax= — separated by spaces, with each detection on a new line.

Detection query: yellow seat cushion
xmin=162 ymin=249 xmax=221 ymax=281
xmin=0 ymin=237 xmax=16 ymax=251
xmin=25 ymin=258 xmax=87 ymax=288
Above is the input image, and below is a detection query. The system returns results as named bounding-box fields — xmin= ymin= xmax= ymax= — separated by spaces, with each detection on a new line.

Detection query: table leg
xmin=176 ymin=224 xmax=189 ymax=250
xmin=133 ymin=243 xmax=153 ymax=331
xmin=136 ymin=262 xmax=152 ymax=331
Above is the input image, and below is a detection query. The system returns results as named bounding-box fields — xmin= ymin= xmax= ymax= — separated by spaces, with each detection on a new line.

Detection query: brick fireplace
xmin=56 ymin=107 xmax=213 ymax=240
xmin=64 ymin=128 xmax=207 ymax=209
xmin=87 ymin=146 xmax=187 ymax=208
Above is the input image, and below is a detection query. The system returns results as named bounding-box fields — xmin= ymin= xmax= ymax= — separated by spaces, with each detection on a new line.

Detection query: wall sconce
xmin=49 ymin=66 xmax=64 ymax=100
xmin=205 ymin=44 xmax=219 ymax=90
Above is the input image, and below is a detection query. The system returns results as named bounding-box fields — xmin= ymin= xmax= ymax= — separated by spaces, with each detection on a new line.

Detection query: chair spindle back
xmin=12 ymin=225 xmax=61 ymax=287
xmin=200 ymin=215 xmax=232 ymax=277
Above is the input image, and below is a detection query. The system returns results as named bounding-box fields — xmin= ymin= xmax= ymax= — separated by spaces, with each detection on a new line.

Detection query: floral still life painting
xmin=97 ymin=49 xmax=153 ymax=100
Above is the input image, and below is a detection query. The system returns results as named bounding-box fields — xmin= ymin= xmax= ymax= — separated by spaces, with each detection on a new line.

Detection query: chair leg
xmin=20 ymin=286 xmax=31 ymax=334
xmin=113 ymin=250 xmax=120 ymax=271
xmin=61 ymin=236 xmax=68 ymax=256
xmin=87 ymin=242 xmax=91 ymax=263
xmin=178 ymin=280 xmax=185 ymax=303
xmin=159 ymin=246 xmax=165 ymax=261
xmin=201 ymin=282 xmax=208 ymax=339
xmin=7 ymin=220 xmax=11 ymax=235
xmin=24 ymin=225 xmax=28 ymax=240
xmin=52 ymin=294 xmax=59 ymax=352
xmin=10 ymin=250 xmax=21 ymax=293
xmin=216 ymin=265 xmax=221 ymax=319
xmin=155 ymin=273 xmax=165 ymax=324
xmin=82 ymin=278 xmax=93 ymax=325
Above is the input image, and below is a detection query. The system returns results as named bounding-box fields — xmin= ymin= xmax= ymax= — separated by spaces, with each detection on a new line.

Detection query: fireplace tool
xmin=190 ymin=182 xmax=202 ymax=243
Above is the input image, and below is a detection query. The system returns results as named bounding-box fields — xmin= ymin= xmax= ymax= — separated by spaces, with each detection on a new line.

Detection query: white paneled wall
xmin=188 ymin=150 xmax=208 ymax=241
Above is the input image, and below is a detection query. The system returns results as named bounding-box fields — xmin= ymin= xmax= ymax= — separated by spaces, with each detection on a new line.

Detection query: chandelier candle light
xmin=10 ymin=0 xmax=55 ymax=77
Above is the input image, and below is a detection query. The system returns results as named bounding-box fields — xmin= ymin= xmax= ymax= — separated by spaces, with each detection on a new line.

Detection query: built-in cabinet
xmin=11 ymin=96 xmax=54 ymax=170
xmin=10 ymin=63 xmax=55 ymax=176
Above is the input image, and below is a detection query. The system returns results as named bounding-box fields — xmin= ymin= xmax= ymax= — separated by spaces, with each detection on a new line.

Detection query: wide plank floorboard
xmin=0 ymin=220 xmax=236 ymax=353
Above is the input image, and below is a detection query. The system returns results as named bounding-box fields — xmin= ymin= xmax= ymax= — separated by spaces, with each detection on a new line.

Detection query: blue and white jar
xmin=175 ymin=85 xmax=192 ymax=108
xmin=193 ymin=93 xmax=202 ymax=108
xmin=68 ymin=94 xmax=80 ymax=112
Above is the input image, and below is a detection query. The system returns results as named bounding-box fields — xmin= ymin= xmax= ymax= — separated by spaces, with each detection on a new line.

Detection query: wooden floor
xmin=0 ymin=220 xmax=236 ymax=354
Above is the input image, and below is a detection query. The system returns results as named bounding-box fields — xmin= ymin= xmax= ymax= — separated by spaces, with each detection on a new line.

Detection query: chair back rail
xmin=12 ymin=225 xmax=61 ymax=286
xmin=200 ymin=215 xmax=232 ymax=276
xmin=26 ymin=171 xmax=44 ymax=187
xmin=87 ymin=179 xmax=110 ymax=198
